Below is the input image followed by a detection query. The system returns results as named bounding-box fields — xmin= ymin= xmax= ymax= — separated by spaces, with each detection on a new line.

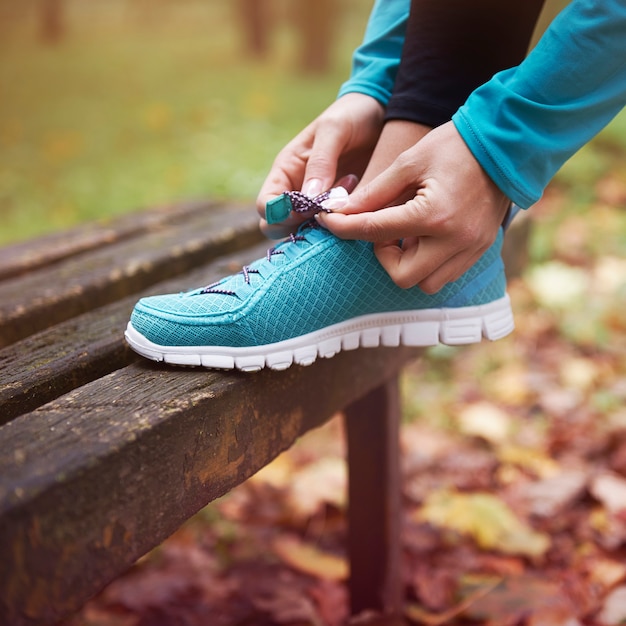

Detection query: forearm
xmin=453 ymin=0 xmax=626 ymax=208
xmin=337 ymin=0 xmax=409 ymax=105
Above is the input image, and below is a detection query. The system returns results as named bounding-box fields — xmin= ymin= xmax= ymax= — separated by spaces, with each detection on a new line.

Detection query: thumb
xmin=301 ymin=129 xmax=349 ymax=197
xmin=330 ymin=148 xmax=427 ymax=214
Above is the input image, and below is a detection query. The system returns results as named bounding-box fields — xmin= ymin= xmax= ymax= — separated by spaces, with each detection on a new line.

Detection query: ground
xmin=62 ymin=184 xmax=626 ymax=625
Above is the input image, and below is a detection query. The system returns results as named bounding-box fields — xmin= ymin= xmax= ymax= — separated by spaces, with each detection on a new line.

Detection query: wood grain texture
xmin=0 ymin=241 xmax=270 ymax=424
xmin=0 ymin=346 xmax=420 ymax=626
xmin=0 ymin=204 xmax=262 ymax=348
xmin=0 ymin=200 xmax=531 ymax=625
xmin=0 ymin=200 xmax=226 ymax=281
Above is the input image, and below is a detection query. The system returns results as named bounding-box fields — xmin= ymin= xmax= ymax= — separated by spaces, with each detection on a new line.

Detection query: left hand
xmin=316 ymin=121 xmax=511 ymax=294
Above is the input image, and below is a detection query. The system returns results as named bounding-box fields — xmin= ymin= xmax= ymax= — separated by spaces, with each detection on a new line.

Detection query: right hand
xmin=256 ymin=93 xmax=385 ymax=238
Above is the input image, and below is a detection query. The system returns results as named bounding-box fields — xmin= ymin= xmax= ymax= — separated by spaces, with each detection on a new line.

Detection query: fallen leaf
xmin=287 ymin=456 xmax=347 ymax=518
xmin=597 ymin=585 xmax=626 ymax=625
xmin=272 ymin=535 xmax=348 ymax=581
xmin=457 ymin=402 xmax=513 ymax=445
xmin=482 ymin=363 xmax=533 ymax=406
xmin=308 ymin=579 xmax=349 ymax=626
xmin=590 ymin=472 xmax=626 ymax=513
xmin=418 ymin=490 xmax=550 ymax=558
xmin=526 ymin=262 xmax=589 ymax=309
xmin=497 ymin=445 xmax=560 ymax=479
xmin=593 ymin=256 xmax=626 ymax=295
xmin=462 ymin=574 xmax=576 ymax=624
xmin=512 ymin=470 xmax=588 ymax=518
xmin=559 ymin=357 xmax=601 ymax=393
xmin=405 ymin=575 xmax=501 ymax=626
xmin=249 ymin=453 xmax=295 ymax=489
xmin=248 ymin=573 xmax=322 ymax=625
xmin=411 ymin=563 xmax=457 ymax=611
xmin=589 ymin=557 xmax=626 ymax=590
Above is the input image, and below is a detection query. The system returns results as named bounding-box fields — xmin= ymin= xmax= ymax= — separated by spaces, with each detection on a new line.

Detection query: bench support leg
xmin=344 ymin=376 xmax=403 ymax=617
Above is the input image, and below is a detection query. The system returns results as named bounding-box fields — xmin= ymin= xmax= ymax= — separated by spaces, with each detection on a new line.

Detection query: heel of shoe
xmin=438 ymin=295 xmax=514 ymax=345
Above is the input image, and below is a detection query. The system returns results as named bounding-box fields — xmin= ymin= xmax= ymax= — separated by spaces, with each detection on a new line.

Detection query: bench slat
xmin=0 ymin=204 xmax=262 ymax=348
xmin=0 ymin=241 xmax=270 ymax=424
xmin=0 ymin=347 xmax=419 ymax=626
xmin=0 ymin=200 xmax=225 ymax=281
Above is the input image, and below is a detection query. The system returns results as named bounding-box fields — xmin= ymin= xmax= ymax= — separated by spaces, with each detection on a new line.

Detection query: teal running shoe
xmin=125 ymin=207 xmax=514 ymax=372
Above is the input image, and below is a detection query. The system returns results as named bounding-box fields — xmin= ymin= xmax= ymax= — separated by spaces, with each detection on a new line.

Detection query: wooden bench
xmin=0 ymin=200 xmax=528 ymax=626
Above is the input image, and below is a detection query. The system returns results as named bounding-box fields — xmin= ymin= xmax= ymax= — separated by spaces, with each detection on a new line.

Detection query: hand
xmin=317 ymin=121 xmax=511 ymax=293
xmin=256 ymin=93 xmax=385 ymax=238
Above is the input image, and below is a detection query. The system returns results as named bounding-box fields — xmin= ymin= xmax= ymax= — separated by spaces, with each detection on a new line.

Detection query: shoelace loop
xmin=284 ymin=190 xmax=332 ymax=214
xmin=201 ymin=217 xmax=315 ymax=296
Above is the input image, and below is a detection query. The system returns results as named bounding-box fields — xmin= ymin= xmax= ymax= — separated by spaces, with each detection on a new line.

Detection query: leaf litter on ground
xmin=61 ymin=172 xmax=626 ymax=625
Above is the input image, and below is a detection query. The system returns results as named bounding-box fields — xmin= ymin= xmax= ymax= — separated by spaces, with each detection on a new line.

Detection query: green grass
xmin=1 ymin=0 xmax=625 ymax=251
xmin=0 ymin=0 xmax=369 ymax=244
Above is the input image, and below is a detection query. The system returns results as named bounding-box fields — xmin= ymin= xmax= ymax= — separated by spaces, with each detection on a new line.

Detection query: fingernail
xmin=328 ymin=186 xmax=349 ymax=200
xmin=321 ymin=197 xmax=348 ymax=211
xmin=303 ymin=178 xmax=323 ymax=197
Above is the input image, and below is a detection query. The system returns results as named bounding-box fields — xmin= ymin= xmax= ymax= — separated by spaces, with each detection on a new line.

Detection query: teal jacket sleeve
xmin=452 ymin=0 xmax=626 ymax=209
xmin=337 ymin=0 xmax=409 ymax=105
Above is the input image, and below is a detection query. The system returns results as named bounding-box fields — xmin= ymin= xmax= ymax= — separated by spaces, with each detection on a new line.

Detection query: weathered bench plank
xmin=0 ymin=346 xmax=419 ymax=626
xmin=0 ymin=240 xmax=270 ymax=424
xmin=0 ymin=200 xmax=227 ymax=281
xmin=0 ymin=198 xmax=530 ymax=626
xmin=0 ymin=203 xmax=262 ymax=348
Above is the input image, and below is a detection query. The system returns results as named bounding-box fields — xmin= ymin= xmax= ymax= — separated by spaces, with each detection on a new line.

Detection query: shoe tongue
xmin=194 ymin=220 xmax=332 ymax=297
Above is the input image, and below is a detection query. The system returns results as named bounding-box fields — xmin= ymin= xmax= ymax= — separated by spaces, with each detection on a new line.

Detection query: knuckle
xmin=359 ymin=213 xmax=386 ymax=241
xmin=418 ymin=278 xmax=441 ymax=295
xmin=392 ymin=272 xmax=418 ymax=290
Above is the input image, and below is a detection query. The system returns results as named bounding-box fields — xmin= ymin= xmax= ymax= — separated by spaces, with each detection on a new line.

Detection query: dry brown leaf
xmin=589 ymin=557 xmax=626 ymax=590
xmin=598 ymin=585 xmax=626 ymax=625
xmin=497 ymin=444 xmax=560 ymax=479
xmin=590 ymin=472 xmax=626 ymax=513
xmin=287 ymin=456 xmax=347 ymax=518
xmin=512 ymin=470 xmax=588 ymax=518
xmin=457 ymin=402 xmax=513 ymax=445
xmin=482 ymin=363 xmax=533 ymax=406
xmin=272 ymin=535 xmax=348 ymax=581
xmin=405 ymin=575 xmax=501 ymax=626
xmin=462 ymin=574 xmax=577 ymax=624
xmin=249 ymin=453 xmax=296 ymax=489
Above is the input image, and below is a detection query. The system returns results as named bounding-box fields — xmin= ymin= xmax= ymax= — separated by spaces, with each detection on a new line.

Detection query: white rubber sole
xmin=125 ymin=295 xmax=514 ymax=372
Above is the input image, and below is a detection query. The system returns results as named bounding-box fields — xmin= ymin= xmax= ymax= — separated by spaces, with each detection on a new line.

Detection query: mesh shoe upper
xmin=130 ymin=221 xmax=506 ymax=348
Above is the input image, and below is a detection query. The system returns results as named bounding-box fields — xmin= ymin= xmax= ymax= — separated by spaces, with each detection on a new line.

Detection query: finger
xmin=334 ymin=173 xmax=359 ymax=194
xmin=374 ymin=236 xmax=454 ymax=290
xmin=256 ymin=158 xmax=305 ymax=216
xmin=333 ymin=150 xmax=425 ymax=216
xmin=374 ymin=236 xmax=488 ymax=293
xmin=318 ymin=201 xmax=430 ymax=242
xmin=302 ymin=125 xmax=348 ymax=197
xmin=417 ymin=241 xmax=491 ymax=294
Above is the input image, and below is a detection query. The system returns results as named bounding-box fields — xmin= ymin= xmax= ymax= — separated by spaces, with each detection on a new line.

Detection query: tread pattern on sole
xmin=125 ymin=295 xmax=514 ymax=372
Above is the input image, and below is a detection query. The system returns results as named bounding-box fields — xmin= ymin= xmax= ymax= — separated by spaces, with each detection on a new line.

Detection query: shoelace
xmin=282 ymin=190 xmax=333 ymax=214
xmin=201 ymin=191 xmax=330 ymax=296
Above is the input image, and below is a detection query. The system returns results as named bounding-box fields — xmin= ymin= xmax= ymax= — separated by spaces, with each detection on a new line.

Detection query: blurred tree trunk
xmin=39 ymin=0 xmax=64 ymax=45
xmin=238 ymin=0 xmax=270 ymax=59
xmin=293 ymin=0 xmax=333 ymax=74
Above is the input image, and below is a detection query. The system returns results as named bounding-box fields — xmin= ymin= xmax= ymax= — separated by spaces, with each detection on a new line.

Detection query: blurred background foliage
xmin=0 ymin=0 xmax=625 ymax=261
xmin=0 ymin=0 xmax=626 ymax=261
xmin=0 ymin=0 xmax=369 ymax=244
